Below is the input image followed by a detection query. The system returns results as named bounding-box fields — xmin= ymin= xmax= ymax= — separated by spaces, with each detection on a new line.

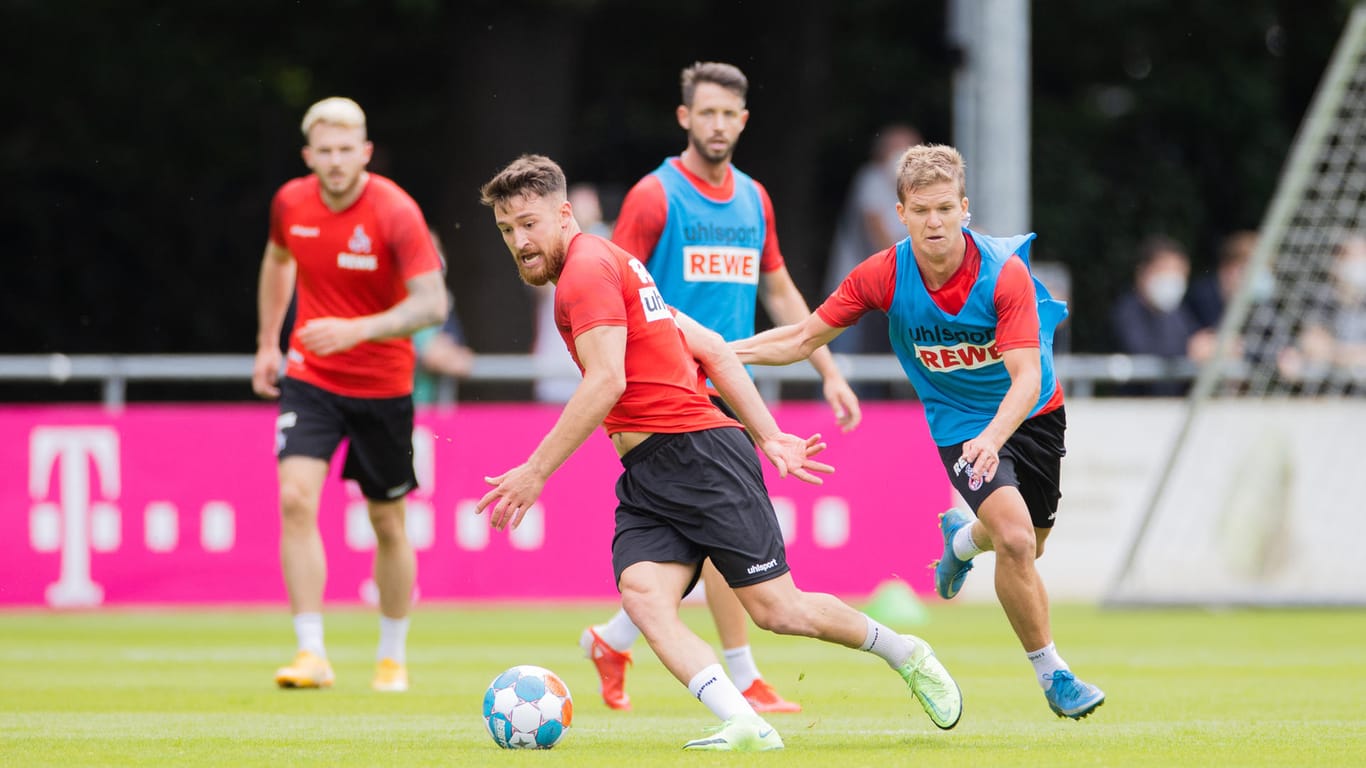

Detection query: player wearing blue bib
xmin=580 ymin=61 xmax=860 ymax=716
xmin=733 ymin=144 xmax=1106 ymax=721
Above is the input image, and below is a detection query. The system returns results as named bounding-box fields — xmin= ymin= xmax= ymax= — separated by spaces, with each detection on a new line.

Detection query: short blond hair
xmin=300 ymin=97 xmax=367 ymax=139
xmin=895 ymin=143 xmax=966 ymax=202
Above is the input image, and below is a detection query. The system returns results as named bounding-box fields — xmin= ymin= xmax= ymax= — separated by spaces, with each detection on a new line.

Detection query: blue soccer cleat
xmin=1044 ymin=670 xmax=1106 ymax=719
xmin=932 ymin=508 xmax=976 ymax=600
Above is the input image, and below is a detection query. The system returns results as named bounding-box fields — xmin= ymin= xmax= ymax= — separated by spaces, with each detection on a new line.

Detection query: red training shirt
xmin=268 ymin=173 xmax=442 ymax=398
xmin=554 ymin=233 xmax=741 ymax=435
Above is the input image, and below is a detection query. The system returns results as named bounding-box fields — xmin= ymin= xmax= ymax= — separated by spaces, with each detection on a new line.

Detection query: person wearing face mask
xmin=1109 ymin=235 xmax=1202 ymax=396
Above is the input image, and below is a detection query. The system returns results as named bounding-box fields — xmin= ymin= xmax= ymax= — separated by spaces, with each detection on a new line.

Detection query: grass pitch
xmin=1 ymin=602 xmax=1362 ymax=766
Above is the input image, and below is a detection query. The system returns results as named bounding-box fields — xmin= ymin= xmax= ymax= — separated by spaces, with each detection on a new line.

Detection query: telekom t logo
xmin=29 ymin=426 xmax=120 ymax=607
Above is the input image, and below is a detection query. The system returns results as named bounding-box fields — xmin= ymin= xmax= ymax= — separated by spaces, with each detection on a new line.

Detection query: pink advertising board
xmin=0 ymin=403 xmax=950 ymax=608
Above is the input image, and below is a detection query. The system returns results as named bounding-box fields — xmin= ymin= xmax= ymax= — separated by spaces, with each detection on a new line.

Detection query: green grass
xmin=1 ymin=602 xmax=1363 ymax=766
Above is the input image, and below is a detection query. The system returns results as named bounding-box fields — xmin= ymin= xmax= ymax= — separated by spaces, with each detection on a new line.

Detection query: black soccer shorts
xmin=276 ymin=377 xmax=418 ymax=501
xmin=610 ymin=427 xmax=790 ymax=594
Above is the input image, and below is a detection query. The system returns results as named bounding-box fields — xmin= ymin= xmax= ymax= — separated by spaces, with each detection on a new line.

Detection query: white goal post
xmin=1105 ymin=5 xmax=1366 ymax=606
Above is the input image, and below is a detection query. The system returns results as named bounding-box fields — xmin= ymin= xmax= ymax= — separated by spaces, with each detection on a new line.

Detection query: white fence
xmin=0 ymin=353 xmax=1201 ymax=408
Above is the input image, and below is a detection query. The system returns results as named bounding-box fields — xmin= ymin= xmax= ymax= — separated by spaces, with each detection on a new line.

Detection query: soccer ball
xmin=482 ymin=664 xmax=573 ymax=749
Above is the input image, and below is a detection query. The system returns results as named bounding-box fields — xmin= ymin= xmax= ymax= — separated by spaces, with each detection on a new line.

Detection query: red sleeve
xmin=380 ymin=188 xmax=442 ymax=280
xmin=993 ymin=255 xmax=1041 ymax=351
xmin=268 ymin=187 xmax=287 ymax=248
xmin=753 ymin=180 xmax=785 ymax=273
xmin=611 ymin=176 xmax=668 ymax=265
xmin=816 ymin=247 xmax=897 ymax=327
xmin=557 ymin=238 xmax=628 ymax=338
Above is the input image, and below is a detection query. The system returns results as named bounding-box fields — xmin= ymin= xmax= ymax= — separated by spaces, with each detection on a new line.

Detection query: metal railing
xmin=0 ymin=353 xmax=1200 ymax=408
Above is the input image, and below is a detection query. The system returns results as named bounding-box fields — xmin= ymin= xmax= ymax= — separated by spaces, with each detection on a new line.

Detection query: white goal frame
xmin=1105 ymin=5 xmax=1366 ymax=606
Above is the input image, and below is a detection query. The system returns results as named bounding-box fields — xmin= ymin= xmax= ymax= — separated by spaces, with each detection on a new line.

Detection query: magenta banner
xmin=1 ymin=403 xmax=950 ymax=607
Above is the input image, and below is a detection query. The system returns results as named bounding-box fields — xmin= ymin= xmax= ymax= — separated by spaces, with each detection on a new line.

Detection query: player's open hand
xmin=476 ymin=463 xmax=548 ymax=531
xmin=297 ymin=316 xmax=367 ymax=356
xmin=759 ymin=432 xmax=834 ymax=485
xmin=823 ymin=378 xmax=862 ymax=432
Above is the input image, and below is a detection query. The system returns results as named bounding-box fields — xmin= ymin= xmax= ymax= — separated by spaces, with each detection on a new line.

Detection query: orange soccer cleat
xmin=371 ymin=658 xmax=409 ymax=692
xmin=579 ymin=627 xmax=633 ymax=710
xmin=274 ymin=650 xmax=335 ymax=689
xmin=741 ymin=678 xmax=802 ymax=713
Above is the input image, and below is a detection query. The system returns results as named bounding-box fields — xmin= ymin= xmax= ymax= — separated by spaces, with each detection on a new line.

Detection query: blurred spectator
xmin=1277 ymin=233 xmax=1366 ymax=384
xmin=1185 ymin=229 xmax=1283 ymax=364
xmin=413 ymin=231 xmax=475 ymax=406
xmin=1110 ymin=235 xmax=1202 ymax=396
xmin=530 ymin=183 xmax=608 ymax=402
xmin=412 ymin=297 xmax=474 ymax=405
xmin=823 ymin=123 xmax=922 ymax=394
xmin=1186 ymin=230 xmax=1261 ymax=331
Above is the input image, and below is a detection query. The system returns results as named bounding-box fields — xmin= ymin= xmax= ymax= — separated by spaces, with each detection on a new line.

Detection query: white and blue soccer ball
xmin=482 ymin=664 xmax=573 ymax=749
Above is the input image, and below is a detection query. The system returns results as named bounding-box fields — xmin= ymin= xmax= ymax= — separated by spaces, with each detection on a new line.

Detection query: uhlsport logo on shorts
xmin=746 ymin=558 xmax=779 ymax=576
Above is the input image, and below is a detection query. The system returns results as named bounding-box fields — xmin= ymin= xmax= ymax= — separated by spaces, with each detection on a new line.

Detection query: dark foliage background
xmin=3 ymin=1 xmax=1355 ymax=380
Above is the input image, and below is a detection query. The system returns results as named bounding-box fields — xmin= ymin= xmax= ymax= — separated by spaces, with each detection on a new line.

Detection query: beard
xmin=691 ymin=133 xmax=734 ymax=164
xmin=516 ymin=242 xmax=566 ymax=287
xmin=320 ymin=168 xmax=362 ymax=201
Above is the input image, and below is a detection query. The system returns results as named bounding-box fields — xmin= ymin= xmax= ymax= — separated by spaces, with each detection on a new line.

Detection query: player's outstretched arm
xmin=758 ymin=268 xmax=862 ymax=431
xmin=678 ymin=312 xmax=834 ymax=485
xmin=477 ymin=325 xmax=625 ymax=530
xmin=731 ymin=314 xmax=843 ymax=367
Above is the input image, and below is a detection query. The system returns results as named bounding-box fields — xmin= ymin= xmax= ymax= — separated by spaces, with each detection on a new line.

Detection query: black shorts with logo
xmin=275 ymin=377 xmax=418 ymax=502
xmin=936 ymin=406 xmax=1067 ymax=529
xmin=611 ymin=427 xmax=789 ymax=595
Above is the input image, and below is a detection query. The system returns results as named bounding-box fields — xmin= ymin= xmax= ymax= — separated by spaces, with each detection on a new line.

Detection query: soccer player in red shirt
xmin=476 ymin=154 xmax=962 ymax=751
xmin=252 ymin=97 xmax=447 ymax=693
xmin=732 ymin=144 xmax=1106 ymax=720
xmin=581 ymin=60 xmax=859 ymax=715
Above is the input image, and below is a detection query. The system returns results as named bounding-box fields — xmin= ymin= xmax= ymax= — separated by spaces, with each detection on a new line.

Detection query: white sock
xmin=1027 ymin=642 xmax=1069 ymax=689
xmin=859 ymin=616 xmax=913 ymax=669
xmin=687 ymin=663 xmax=755 ymax=721
xmin=378 ymin=615 xmax=410 ymax=663
xmin=293 ymin=612 xmax=325 ymax=657
xmin=722 ymin=645 xmax=761 ymax=691
xmin=595 ymin=608 xmax=641 ymax=652
xmin=952 ymin=521 xmax=985 ymax=560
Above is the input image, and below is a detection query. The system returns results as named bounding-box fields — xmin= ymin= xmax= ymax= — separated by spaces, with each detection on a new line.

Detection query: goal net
xmin=1105 ymin=5 xmax=1366 ymax=606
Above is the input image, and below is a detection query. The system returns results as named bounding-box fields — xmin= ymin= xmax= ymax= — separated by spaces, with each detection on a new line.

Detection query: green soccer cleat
xmin=897 ymin=634 xmax=963 ymax=729
xmin=682 ymin=714 xmax=784 ymax=751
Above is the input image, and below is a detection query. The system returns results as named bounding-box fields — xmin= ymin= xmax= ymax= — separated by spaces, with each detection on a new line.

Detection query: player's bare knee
xmin=620 ymin=590 xmax=667 ymax=632
xmin=278 ymin=483 xmax=318 ymax=524
xmin=994 ymin=526 xmax=1037 ymax=563
xmin=367 ymin=505 xmax=406 ymax=543
xmin=746 ymin=597 xmax=812 ymax=637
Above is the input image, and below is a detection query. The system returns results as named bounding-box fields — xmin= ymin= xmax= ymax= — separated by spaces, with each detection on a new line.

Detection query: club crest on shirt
xmin=348 ymin=225 xmax=373 ymax=254
xmin=336 ymin=225 xmax=378 ymax=271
